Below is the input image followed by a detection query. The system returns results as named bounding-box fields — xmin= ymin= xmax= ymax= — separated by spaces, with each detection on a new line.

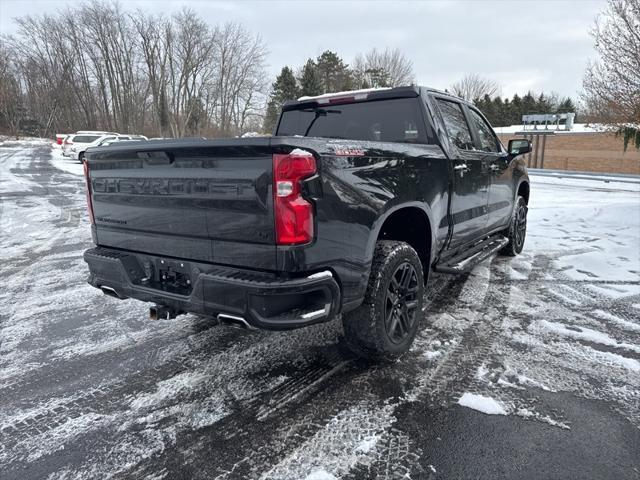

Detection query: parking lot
xmin=1 ymin=139 xmax=639 ymax=479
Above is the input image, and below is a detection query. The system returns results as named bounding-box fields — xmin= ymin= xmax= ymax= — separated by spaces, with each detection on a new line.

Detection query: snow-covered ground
xmin=1 ymin=141 xmax=639 ymax=479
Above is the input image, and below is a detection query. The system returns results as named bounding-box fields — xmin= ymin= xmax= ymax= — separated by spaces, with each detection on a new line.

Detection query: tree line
xmin=0 ymin=2 xmax=268 ymax=138
xmin=263 ymin=48 xmax=414 ymax=132
xmin=0 ymin=0 xmax=636 ymax=146
xmin=473 ymin=92 xmax=576 ymax=128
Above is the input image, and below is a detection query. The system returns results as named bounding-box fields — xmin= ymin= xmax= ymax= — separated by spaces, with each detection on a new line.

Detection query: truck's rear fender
xmin=272 ymin=138 xmax=449 ymax=310
xmin=366 ymin=201 xmax=436 ymax=273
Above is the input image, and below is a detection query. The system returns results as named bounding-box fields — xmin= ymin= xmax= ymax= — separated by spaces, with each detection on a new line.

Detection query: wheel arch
xmin=366 ymin=202 xmax=435 ymax=278
xmin=517 ymin=179 xmax=530 ymax=204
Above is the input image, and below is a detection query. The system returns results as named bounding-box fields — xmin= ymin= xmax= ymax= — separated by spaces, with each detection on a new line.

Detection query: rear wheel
xmin=342 ymin=240 xmax=424 ymax=361
xmin=79 ymin=152 xmax=85 ymax=164
xmin=500 ymin=195 xmax=527 ymax=256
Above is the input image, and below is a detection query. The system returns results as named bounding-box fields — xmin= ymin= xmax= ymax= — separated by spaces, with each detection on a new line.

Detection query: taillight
xmin=273 ymin=151 xmax=316 ymax=245
xmin=83 ymin=160 xmax=95 ymax=225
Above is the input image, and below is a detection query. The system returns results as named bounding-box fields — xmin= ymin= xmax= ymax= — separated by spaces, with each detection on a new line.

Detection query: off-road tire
xmin=500 ymin=195 xmax=528 ymax=256
xmin=342 ymin=240 xmax=425 ymax=361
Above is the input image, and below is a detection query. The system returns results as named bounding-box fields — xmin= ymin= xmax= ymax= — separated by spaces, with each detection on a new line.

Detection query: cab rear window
xmin=276 ymin=98 xmax=433 ymax=144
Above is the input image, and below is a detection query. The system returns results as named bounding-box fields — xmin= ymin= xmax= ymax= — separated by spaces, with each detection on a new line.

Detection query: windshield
xmin=276 ymin=98 xmax=431 ymax=144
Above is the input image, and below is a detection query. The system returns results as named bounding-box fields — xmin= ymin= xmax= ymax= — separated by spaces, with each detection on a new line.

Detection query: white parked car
xmin=97 ymin=134 xmax=148 ymax=147
xmin=68 ymin=134 xmax=119 ymax=162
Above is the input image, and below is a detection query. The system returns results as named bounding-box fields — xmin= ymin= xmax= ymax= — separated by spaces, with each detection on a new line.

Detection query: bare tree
xmin=450 ymin=73 xmax=501 ymax=102
xmin=210 ymin=22 xmax=268 ymax=135
xmin=5 ymin=14 xmax=84 ymax=136
xmin=0 ymin=42 xmax=25 ymax=137
xmin=1 ymin=1 xmax=267 ymax=138
xmin=582 ymin=0 xmax=640 ymax=149
xmin=132 ymin=13 xmax=171 ymax=135
xmin=352 ymin=47 xmax=414 ymax=88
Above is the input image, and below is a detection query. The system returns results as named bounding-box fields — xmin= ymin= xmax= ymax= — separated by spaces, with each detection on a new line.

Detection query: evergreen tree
xmin=557 ymin=97 xmax=576 ymax=113
xmin=478 ymin=94 xmax=496 ymax=125
xmin=536 ymin=93 xmax=553 ymax=114
xmin=492 ymin=96 xmax=505 ymax=126
xmin=503 ymin=98 xmax=512 ymax=126
xmin=522 ymin=91 xmax=536 ymax=115
xmin=298 ymin=59 xmax=323 ymax=97
xmin=263 ymin=66 xmax=299 ymax=133
xmin=315 ymin=51 xmax=353 ymax=93
xmin=511 ymin=93 xmax=523 ymax=124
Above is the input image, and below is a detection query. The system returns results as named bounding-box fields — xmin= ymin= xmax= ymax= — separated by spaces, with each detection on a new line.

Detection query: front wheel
xmin=342 ymin=240 xmax=424 ymax=361
xmin=500 ymin=195 xmax=528 ymax=256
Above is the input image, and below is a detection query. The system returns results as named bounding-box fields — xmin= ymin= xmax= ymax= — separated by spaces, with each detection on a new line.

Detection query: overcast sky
xmin=0 ymin=0 xmax=606 ymax=99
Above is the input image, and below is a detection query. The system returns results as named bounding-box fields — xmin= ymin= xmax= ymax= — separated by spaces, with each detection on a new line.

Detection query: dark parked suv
xmin=83 ymin=86 xmax=531 ymax=360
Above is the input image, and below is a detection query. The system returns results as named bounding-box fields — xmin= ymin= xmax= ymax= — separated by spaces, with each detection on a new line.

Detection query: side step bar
xmin=434 ymin=236 xmax=509 ymax=274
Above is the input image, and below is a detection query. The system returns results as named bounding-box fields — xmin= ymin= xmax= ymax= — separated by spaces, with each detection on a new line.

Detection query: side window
xmin=469 ymin=108 xmax=500 ymax=153
xmin=436 ymin=99 xmax=474 ymax=151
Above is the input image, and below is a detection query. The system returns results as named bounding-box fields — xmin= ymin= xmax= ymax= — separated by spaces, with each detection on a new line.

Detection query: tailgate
xmin=87 ymin=139 xmax=276 ymax=269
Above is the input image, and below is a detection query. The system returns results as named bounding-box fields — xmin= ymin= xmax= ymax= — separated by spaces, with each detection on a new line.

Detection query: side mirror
xmin=508 ymin=139 xmax=532 ymax=157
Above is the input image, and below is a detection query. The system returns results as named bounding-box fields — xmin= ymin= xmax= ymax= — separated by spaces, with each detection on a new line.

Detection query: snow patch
xmin=305 ymin=470 xmax=338 ymax=480
xmin=297 ymin=87 xmax=391 ymax=101
xmin=538 ymin=320 xmax=640 ymax=354
xmin=592 ymin=309 xmax=640 ymax=332
xmin=593 ymin=350 xmax=640 ymax=372
xmin=290 ymin=148 xmax=313 ymax=156
xmin=458 ymin=393 xmax=507 ymax=415
xmin=516 ymin=408 xmax=571 ymax=430
xmin=423 ymin=350 xmax=441 ymax=360
xmin=355 ymin=435 xmax=379 ymax=453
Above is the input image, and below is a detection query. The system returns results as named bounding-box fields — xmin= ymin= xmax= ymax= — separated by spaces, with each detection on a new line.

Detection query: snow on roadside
xmin=50 ymin=145 xmax=84 ymax=176
xmin=527 ymin=173 xmax=640 ymax=287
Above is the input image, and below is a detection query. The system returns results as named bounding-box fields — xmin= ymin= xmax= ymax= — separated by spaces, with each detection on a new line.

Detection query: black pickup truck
xmin=83 ymin=86 xmax=531 ymax=360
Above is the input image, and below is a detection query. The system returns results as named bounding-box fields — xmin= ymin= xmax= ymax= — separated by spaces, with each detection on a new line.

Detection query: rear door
xmin=434 ymin=98 xmax=490 ymax=248
xmin=465 ymin=106 xmax=514 ymax=232
xmin=88 ymin=139 xmax=277 ymax=269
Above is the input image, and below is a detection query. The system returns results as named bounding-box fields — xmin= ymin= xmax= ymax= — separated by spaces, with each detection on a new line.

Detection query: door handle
xmin=454 ymin=164 xmax=469 ymax=172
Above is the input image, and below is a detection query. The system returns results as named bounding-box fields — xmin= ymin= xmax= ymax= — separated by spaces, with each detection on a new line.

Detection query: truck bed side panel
xmin=271 ymin=138 xmax=450 ymax=307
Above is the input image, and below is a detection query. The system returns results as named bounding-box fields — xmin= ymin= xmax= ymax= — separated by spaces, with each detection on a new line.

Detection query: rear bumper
xmin=83 ymin=247 xmax=341 ymax=330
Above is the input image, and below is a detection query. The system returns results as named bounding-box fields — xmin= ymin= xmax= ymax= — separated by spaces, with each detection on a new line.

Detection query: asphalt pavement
xmin=1 ymin=140 xmax=639 ymax=479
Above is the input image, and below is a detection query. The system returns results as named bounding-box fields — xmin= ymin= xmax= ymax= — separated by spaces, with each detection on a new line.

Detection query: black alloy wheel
xmin=342 ymin=240 xmax=425 ymax=361
xmin=514 ymin=200 xmax=527 ymax=251
xmin=384 ymin=262 xmax=419 ymax=344
xmin=500 ymin=195 xmax=528 ymax=256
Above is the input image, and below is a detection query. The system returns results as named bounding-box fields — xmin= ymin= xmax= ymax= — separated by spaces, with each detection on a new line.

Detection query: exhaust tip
xmin=100 ymin=286 xmax=120 ymax=299
xmin=217 ymin=313 xmax=254 ymax=330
